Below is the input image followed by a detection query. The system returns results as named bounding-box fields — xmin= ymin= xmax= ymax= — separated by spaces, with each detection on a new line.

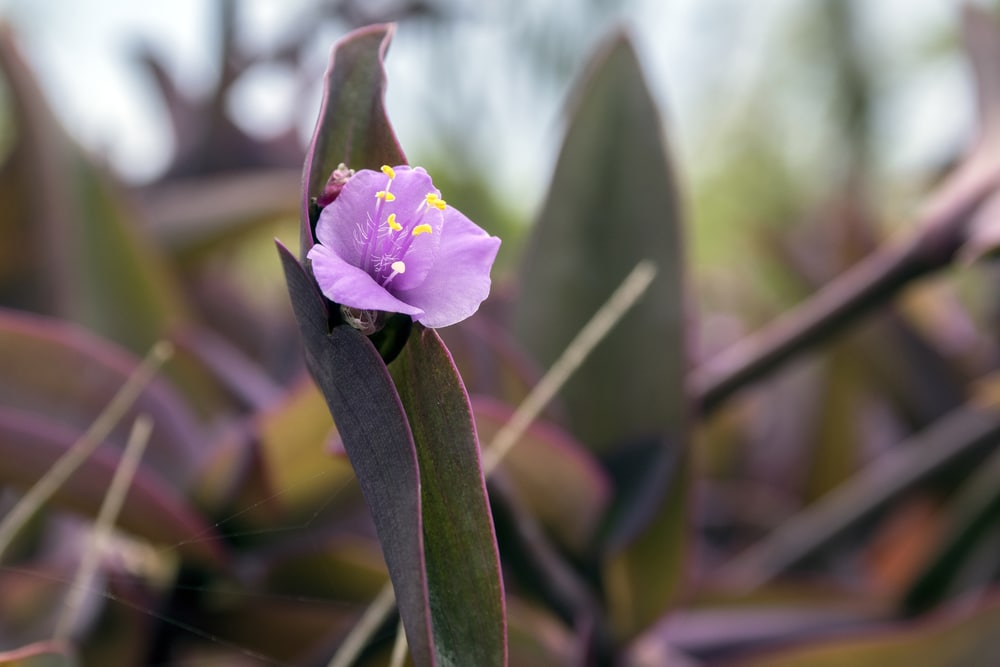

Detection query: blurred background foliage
xmin=4 ymin=0 xmax=1000 ymax=665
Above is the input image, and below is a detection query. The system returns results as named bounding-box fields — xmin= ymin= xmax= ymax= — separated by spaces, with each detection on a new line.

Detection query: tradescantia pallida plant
xmin=8 ymin=5 xmax=1000 ymax=667
xmin=278 ymin=15 xmax=1000 ymax=666
xmin=278 ymin=25 xmax=506 ymax=667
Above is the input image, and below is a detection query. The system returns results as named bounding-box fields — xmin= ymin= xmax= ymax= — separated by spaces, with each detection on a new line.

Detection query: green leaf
xmin=256 ymin=377 xmax=355 ymax=515
xmin=390 ymin=325 xmax=507 ymax=667
xmin=300 ymin=23 xmax=406 ymax=257
xmin=511 ymin=29 xmax=688 ymax=639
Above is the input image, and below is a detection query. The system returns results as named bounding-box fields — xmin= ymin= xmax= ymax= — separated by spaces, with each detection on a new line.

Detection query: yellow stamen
xmin=387 ymin=213 xmax=402 ymax=231
xmin=376 ymin=191 xmax=396 ymax=202
xmin=412 ymin=224 xmax=433 ymax=237
xmin=381 ymin=165 xmax=396 ymax=179
xmin=424 ymin=193 xmax=447 ymax=210
xmin=391 ymin=260 xmax=406 ymax=274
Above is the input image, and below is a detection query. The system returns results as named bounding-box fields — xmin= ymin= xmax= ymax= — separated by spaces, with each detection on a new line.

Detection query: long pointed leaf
xmin=390 ymin=326 xmax=507 ymax=667
xmin=300 ymin=24 xmax=406 ymax=256
xmin=277 ymin=241 xmax=435 ymax=665
xmin=0 ymin=31 xmax=187 ymax=353
xmin=512 ymin=29 xmax=689 ymax=638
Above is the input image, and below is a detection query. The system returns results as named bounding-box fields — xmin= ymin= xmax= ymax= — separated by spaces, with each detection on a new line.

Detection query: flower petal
xmin=314 ymin=170 xmax=385 ymax=267
xmin=396 ymin=208 xmax=501 ymax=328
xmin=308 ymin=244 xmax=424 ymax=316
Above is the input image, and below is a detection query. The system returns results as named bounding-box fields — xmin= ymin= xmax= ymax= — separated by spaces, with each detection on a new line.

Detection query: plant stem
xmin=326 ymin=585 xmax=397 ymax=667
xmin=54 ymin=415 xmax=152 ymax=641
xmin=389 ymin=620 xmax=409 ymax=667
xmin=325 ymin=261 xmax=658 ymax=667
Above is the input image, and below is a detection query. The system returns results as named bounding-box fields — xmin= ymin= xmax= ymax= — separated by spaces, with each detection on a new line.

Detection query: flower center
xmin=364 ymin=165 xmax=443 ymax=288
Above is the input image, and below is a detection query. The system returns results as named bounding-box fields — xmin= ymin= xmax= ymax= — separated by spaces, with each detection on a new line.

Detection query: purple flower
xmin=307 ymin=165 xmax=501 ymax=329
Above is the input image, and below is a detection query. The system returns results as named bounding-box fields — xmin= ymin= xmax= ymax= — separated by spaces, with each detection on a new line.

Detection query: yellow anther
xmin=412 ymin=224 xmax=433 ymax=237
xmin=376 ymin=191 xmax=396 ymax=202
xmin=391 ymin=260 xmax=406 ymax=274
xmin=381 ymin=165 xmax=396 ymax=179
xmin=387 ymin=213 xmax=402 ymax=231
xmin=424 ymin=193 xmax=447 ymax=210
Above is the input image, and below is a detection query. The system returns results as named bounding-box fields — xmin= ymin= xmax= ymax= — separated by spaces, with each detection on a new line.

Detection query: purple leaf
xmin=0 ymin=308 xmax=205 ymax=488
xmin=277 ymin=241 xmax=435 ymax=665
xmin=512 ymin=29 xmax=689 ymax=639
xmin=0 ymin=640 xmax=77 ymax=666
xmin=0 ymin=406 xmax=225 ymax=565
xmin=0 ymin=31 xmax=187 ymax=354
xmin=472 ymin=397 xmax=611 ymax=553
xmin=300 ymin=24 xmax=406 ymax=258
xmin=726 ymin=593 xmax=1000 ymax=667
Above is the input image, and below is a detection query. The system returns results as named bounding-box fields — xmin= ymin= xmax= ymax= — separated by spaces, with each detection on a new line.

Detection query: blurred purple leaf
xmin=0 ymin=407 xmax=224 ymax=565
xmin=473 ymin=397 xmax=611 ymax=553
xmin=439 ymin=314 xmax=544 ymax=408
xmin=901 ymin=443 xmax=1000 ymax=615
xmin=717 ymin=404 xmax=1000 ymax=589
xmin=135 ymin=1 xmax=302 ymax=179
xmin=0 ymin=30 xmax=188 ymax=354
xmin=930 ymin=5 xmax=1000 ymax=264
xmin=0 ymin=309 xmax=204 ymax=487
xmin=255 ymin=376 xmax=356 ymax=516
xmin=165 ymin=597 xmax=360 ymax=665
xmin=512 ymin=29 xmax=689 ymax=639
xmin=728 ymin=593 xmax=1000 ymax=667
xmin=505 ymin=597 xmax=579 ymax=667
xmin=0 ymin=640 xmax=77 ymax=667
xmin=390 ymin=326 xmax=507 ymax=667
xmin=262 ymin=534 xmax=387 ymax=603
xmin=140 ymin=169 xmax=301 ymax=254
xmin=629 ymin=606 xmax=878 ymax=664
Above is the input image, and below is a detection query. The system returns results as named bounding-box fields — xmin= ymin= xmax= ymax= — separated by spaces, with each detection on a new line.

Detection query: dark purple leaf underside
xmin=390 ymin=325 xmax=507 ymax=667
xmin=300 ymin=24 xmax=406 ymax=257
xmin=276 ymin=241 xmax=435 ymax=666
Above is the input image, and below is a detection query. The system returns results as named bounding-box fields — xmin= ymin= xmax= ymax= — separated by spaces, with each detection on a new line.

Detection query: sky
xmin=0 ymin=0 xmax=985 ymax=212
